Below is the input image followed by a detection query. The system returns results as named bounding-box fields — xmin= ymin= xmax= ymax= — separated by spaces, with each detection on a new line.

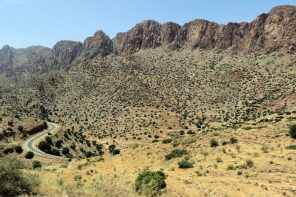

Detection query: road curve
xmin=23 ymin=122 xmax=67 ymax=160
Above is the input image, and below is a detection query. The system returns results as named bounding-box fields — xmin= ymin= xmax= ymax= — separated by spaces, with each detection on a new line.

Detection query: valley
xmin=0 ymin=5 xmax=296 ymax=197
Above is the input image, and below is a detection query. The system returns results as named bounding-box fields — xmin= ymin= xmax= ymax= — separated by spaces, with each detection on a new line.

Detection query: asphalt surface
xmin=23 ymin=122 xmax=66 ymax=160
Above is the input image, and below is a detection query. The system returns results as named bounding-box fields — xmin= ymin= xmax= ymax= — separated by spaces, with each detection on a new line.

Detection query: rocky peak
xmin=82 ymin=30 xmax=113 ymax=58
xmin=117 ymin=20 xmax=162 ymax=54
xmin=53 ymin=41 xmax=83 ymax=67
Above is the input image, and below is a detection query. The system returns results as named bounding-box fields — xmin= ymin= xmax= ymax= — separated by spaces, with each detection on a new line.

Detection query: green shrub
xmin=0 ymin=157 xmax=40 ymax=196
xmin=187 ymin=130 xmax=195 ymax=134
xmin=216 ymin=157 xmax=223 ymax=163
xmin=178 ymin=160 xmax=193 ymax=169
xmin=227 ymin=164 xmax=236 ymax=170
xmin=162 ymin=138 xmax=172 ymax=144
xmin=286 ymin=145 xmax=296 ymax=150
xmin=25 ymin=151 xmax=34 ymax=159
xmin=32 ymin=161 xmax=41 ymax=169
xmin=210 ymin=138 xmax=219 ymax=147
xmin=14 ymin=145 xmax=23 ymax=154
xmin=230 ymin=137 xmax=238 ymax=144
xmin=62 ymin=147 xmax=70 ymax=155
xmin=55 ymin=140 xmax=63 ymax=148
xmin=246 ymin=159 xmax=254 ymax=168
xmin=165 ymin=149 xmax=188 ymax=160
xmin=289 ymin=124 xmax=296 ymax=139
xmin=45 ymin=136 xmax=52 ymax=144
xmin=108 ymin=145 xmax=120 ymax=155
xmin=135 ymin=170 xmax=166 ymax=196
xmin=70 ymin=143 xmax=76 ymax=150
xmin=51 ymin=148 xmax=61 ymax=156
xmin=74 ymin=175 xmax=82 ymax=181
xmin=38 ymin=141 xmax=52 ymax=153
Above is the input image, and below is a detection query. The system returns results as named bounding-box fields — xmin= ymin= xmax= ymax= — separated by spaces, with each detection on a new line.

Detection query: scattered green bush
xmin=14 ymin=145 xmax=23 ymax=154
xmin=230 ymin=137 xmax=238 ymax=144
xmin=187 ymin=130 xmax=195 ymax=134
xmin=227 ymin=164 xmax=236 ymax=170
xmin=55 ymin=140 xmax=63 ymax=148
xmin=178 ymin=160 xmax=193 ymax=169
xmin=74 ymin=175 xmax=82 ymax=181
xmin=165 ymin=149 xmax=188 ymax=160
xmin=135 ymin=170 xmax=166 ymax=196
xmin=108 ymin=145 xmax=120 ymax=155
xmin=51 ymin=148 xmax=61 ymax=156
xmin=62 ymin=147 xmax=70 ymax=155
xmin=25 ymin=151 xmax=34 ymax=159
xmin=162 ymin=138 xmax=172 ymax=144
xmin=210 ymin=138 xmax=219 ymax=147
xmin=45 ymin=136 xmax=52 ymax=144
xmin=32 ymin=161 xmax=41 ymax=169
xmin=246 ymin=159 xmax=254 ymax=168
xmin=286 ymin=145 xmax=296 ymax=150
xmin=38 ymin=141 xmax=52 ymax=153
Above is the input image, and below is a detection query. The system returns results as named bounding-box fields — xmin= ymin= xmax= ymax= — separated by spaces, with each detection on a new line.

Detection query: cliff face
xmin=0 ymin=5 xmax=295 ymax=78
xmin=116 ymin=5 xmax=296 ymax=54
xmin=52 ymin=41 xmax=83 ymax=68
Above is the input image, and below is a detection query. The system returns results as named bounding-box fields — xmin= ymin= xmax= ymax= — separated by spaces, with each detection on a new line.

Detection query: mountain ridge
xmin=0 ymin=5 xmax=295 ymax=78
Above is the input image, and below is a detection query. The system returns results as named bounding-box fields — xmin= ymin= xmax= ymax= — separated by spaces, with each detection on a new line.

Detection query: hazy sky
xmin=0 ymin=0 xmax=295 ymax=48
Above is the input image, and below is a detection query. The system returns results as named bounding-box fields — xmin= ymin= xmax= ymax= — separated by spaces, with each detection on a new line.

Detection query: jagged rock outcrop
xmin=116 ymin=5 xmax=296 ymax=54
xmin=161 ymin=22 xmax=181 ymax=49
xmin=116 ymin=20 xmax=162 ymax=55
xmin=82 ymin=30 xmax=113 ymax=58
xmin=242 ymin=5 xmax=296 ymax=52
xmin=52 ymin=40 xmax=83 ymax=68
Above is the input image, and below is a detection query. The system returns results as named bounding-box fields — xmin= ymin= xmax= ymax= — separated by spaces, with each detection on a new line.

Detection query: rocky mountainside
xmin=0 ymin=5 xmax=295 ymax=78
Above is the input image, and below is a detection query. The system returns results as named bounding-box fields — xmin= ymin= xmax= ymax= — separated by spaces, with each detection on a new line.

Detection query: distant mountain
xmin=0 ymin=5 xmax=295 ymax=78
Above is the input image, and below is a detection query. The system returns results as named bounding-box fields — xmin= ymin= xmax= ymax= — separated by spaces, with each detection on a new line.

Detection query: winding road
xmin=23 ymin=122 xmax=66 ymax=160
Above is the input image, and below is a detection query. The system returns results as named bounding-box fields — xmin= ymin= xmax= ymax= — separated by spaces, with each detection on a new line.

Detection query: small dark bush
xmin=70 ymin=143 xmax=76 ymax=150
xmin=108 ymin=144 xmax=120 ymax=155
xmin=25 ymin=151 xmax=34 ymax=159
xmin=62 ymin=147 xmax=70 ymax=155
xmin=289 ymin=124 xmax=296 ymax=139
xmin=51 ymin=148 xmax=61 ymax=156
xmin=210 ymin=138 xmax=219 ymax=147
xmin=230 ymin=137 xmax=238 ymax=144
xmin=32 ymin=161 xmax=41 ymax=169
xmin=187 ymin=130 xmax=195 ymax=134
xmin=18 ymin=126 xmax=24 ymax=132
xmin=246 ymin=159 xmax=254 ymax=168
xmin=38 ymin=141 xmax=52 ymax=153
xmin=162 ymin=138 xmax=172 ymax=144
xmin=55 ymin=139 xmax=63 ymax=148
xmin=14 ymin=145 xmax=23 ymax=154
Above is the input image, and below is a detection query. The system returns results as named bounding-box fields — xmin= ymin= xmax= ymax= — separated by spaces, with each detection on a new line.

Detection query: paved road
xmin=23 ymin=122 xmax=66 ymax=160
